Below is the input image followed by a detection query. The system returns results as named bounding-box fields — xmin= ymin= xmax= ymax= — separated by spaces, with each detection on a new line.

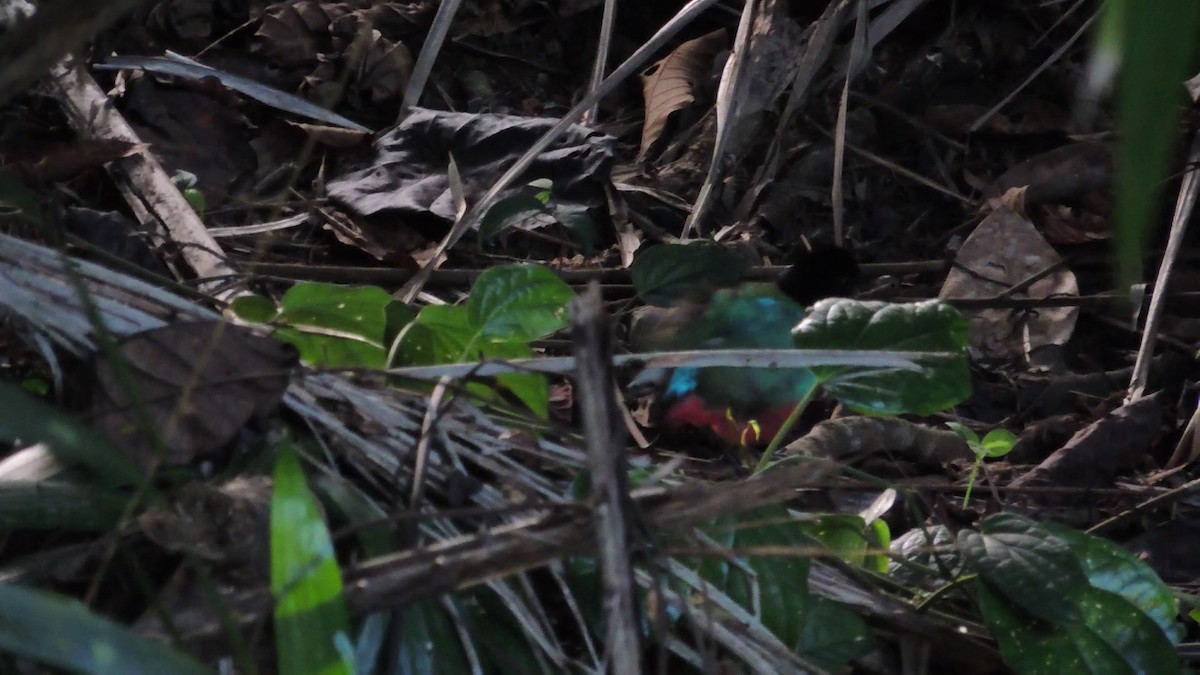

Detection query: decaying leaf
xmin=940 ymin=207 xmax=1078 ymax=366
xmin=327 ymin=108 xmax=614 ymax=223
xmin=638 ymin=29 xmax=727 ymax=159
xmin=90 ymin=321 xmax=296 ymax=469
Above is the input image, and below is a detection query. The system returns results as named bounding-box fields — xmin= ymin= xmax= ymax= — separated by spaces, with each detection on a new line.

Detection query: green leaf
xmin=797 ymin=597 xmax=872 ymax=671
xmin=1110 ymin=1 xmax=1200 ymax=292
xmin=274 ymin=282 xmax=393 ymax=368
xmin=280 ymin=283 xmax=391 ymax=342
xmin=0 ymin=384 xmax=142 ymax=486
xmin=467 ymin=264 xmax=573 ymax=342
xmin=980 ymin=429 xmax=1017 ymax=458
xmin=400 ymin=305 xmax=473 ymax=365
xmin=0 ymin=583 xmax=207 ymax=674
xmin=1044 ymin=523 xmax=1184 ymax=644
xmin=271 ymin=439 xmax=354 ymax=675
xmin=229 ymin=294 xmax=279 ymax=323
xmin=630 ymin=243 xmax=750 ymax=306
xmin=395 ymin=599 xmax=472 ymax=675
xmin=277 ymin=327 xmax=386 ymax=369
xmin=980 ymin=580 xmax=1181 ymax=675
xmin=798 ymin=514 xmax=869 ymax=567
xmin=383 ymin=301 xmax=418 ymax=348
xmin=792 ymin=299 xmax=970 ymax=415
xmin=945 ymin=421 xmax=980 ymax=447
xmin=959 ymin=514 xmax=1090 ymax=624
xmin=480 ymin=340 xmax=549 ymax=418
xmin=478 ymin=195 xmax=547 ymax=245
xmin=552 ymin=203 xmax=596 ymax=255
xmin=978 ymin=582 xmax=1130 ymax=675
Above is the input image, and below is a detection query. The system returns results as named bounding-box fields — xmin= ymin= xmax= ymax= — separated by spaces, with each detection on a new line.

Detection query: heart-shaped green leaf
xmin=959 ymin=514 xmax=1090 ymax=624
xmin=468 ymin=264 xmax=573 ymax=342
xmin=230 ymin=294 xmax=279 ymax=323
xmin=478 ymin=195 xmax=547 ymax=245
xmin=1044 ymin=523 xmax=1184 ymax=644
xmin=630 ymin=243 xmax=749 ymax=306
xmin=792 ymin=299 xmax=970 ymax=415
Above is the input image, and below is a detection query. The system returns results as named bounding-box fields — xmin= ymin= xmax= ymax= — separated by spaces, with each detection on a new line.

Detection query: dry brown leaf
xmin=90 ymin=321 xmax=296 ymax=469
xmin=638 ymin=29 xmax=727 ymax=159
xmin=940 ymin=207 xmax=1079 ymax=366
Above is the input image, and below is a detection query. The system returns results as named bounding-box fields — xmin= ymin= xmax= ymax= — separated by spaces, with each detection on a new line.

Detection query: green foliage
xmin=697 ymin=506 xmax=873 ymax=670
xmin=792 ymin=298 xmax=971 ymax=416
xmin=960 ymin=514 xmax=1182 ymax=674
xmin=170 ymin=170 xmax=206 ymax=216
xmin=230 ymin=282 xmax=406 ymax=369
xmin=0 ymin=383 xmax=142 ymax=486
xmin=233 ymin=265 xmax=573 ymax=417
xmin=630 ymin=242 xmax=749 ymax=306
xmin=946 ymin=422 xmax=1016 ymax=507
xmin=1100 ymin=1 xmax=1200 ymax=291
xmin=396 ymin=264 xmax=573 ymax=417
xmin=0 ymin=583 xmax=208 ymax=674
xmin=271 ymin=438 xmax=354 ymax=675
xmin=478 ymin=179 xmax=597 ymax=253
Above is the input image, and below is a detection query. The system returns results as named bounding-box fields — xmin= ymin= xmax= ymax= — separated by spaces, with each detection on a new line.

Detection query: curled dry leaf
xmin=639 ymin=28 xmax=727 ymax=159
xmin=939 ymin=207 xmax=1079 ymax=366
xmin=89 ymin=321 xmax=297 ymax=469
xmin=983 ymin=142 xmax=1113 ymax=244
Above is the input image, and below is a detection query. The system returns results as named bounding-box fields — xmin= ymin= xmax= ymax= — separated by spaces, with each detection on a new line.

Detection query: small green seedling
xmin=946 ymin=422 xmax=1016 ymax=507
xmin=170 ymin=170 xmax=206 ymax=216
xmin=478 ymin=179 xmax=596 ymax=253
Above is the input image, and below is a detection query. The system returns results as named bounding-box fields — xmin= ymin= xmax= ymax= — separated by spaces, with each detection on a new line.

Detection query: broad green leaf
xmin=404 ymin=305 xmax=474 ymax=364
xmin=478 ymin=195 xmax=547 ymax=245
xmin=980 ymin=580 xmax=1180 ymax=675
xmin=979 ymin=582 xmax=1129 ymax=675
xmin=0 ymin=384 xmax=141 ymax=486
xmin=792 ymin=299 xmax=970 ymax=415
xmin=552 ymin=203 xmax=597 ymax=254
xmin=274 ymin=283 xmax=393 ymax=368
xmin=480 ymin=340 xmax=549 ymax=418
xmin=230 ymin=294 xmax=279 ymax=323
xmin=467 ymin=264 xmax=573 ymax=342
xmin=383 ymin=301 xmax=418 ymax=347
xmin=630 ymin=243 xmax=749 ymax=306
xmin=797 ymin=597 xmax=872 ymax=671
xmin=700 ymin=506 xmax=812 ymax=651
xmin=1044 ymin=523 xmax=1184 ymax=644
xmin=395 ymin=599 xmax=472 ymax=675
xmin=0 ymin=583 xmax=207 ymax=674
xmin=798 ymin=514 xmax=869 ymax=567
xmin=280 ymin=282 xmax=391 ymax=342
xmin=1110 ymin=1 xmax=1200 ymax=292
xmin=276 ymin=327 xmax=386 ymax=369
xmin=889 ymin=525 xmax=960 ymax=585
xmin=958 ymin=514 xmax=1089 ymax=624
xmin=271 ymin=439 xmax=353 ymax=675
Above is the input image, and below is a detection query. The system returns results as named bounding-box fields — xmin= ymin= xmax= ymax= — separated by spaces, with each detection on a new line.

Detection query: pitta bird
xmin=631 ymin=245 xmax=858 ymax=446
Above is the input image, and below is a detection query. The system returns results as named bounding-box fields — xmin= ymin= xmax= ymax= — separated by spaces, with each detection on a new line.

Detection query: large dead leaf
xmin=90 ymin=321 xmax=296 ymax=469
xmin=939 ymin=207 xmax=1079 ymax=365
xmin=327 ymin=108 xmax=614 ymax=223
xmin=638 ymin=29 xmax=727 ymax=159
